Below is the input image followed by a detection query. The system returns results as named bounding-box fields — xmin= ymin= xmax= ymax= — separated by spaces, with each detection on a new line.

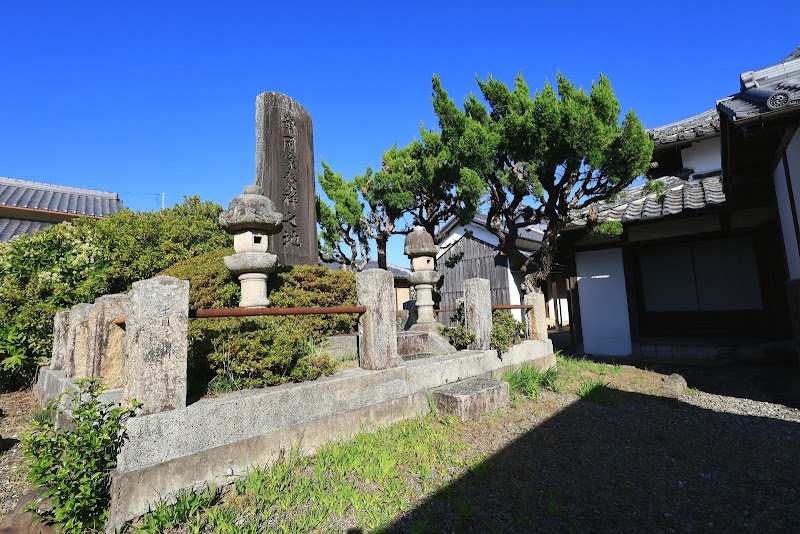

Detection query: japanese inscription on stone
xmin=255 ymin=92 xmax=318 ymax=266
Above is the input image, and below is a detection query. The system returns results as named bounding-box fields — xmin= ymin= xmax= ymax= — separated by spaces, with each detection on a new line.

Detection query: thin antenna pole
xmin=161 ymin=192 xmax=165 ymax=210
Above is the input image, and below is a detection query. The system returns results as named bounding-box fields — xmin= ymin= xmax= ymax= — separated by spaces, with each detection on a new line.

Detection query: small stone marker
xmin=122 ymin=276 xmax=189 ymax=414
xmin=463 ymin=278 xmax=492 ymax=350
xmin=85 ymin=294 xmax=128 ymax=388
xmin=64 ymin=303 xmax=92 ymax=378
xmin=50 ymin=310 xmax=70 ymax=371
xmin=524 ymin=290 xmax=548 ymax=341
xmin=433 ymin=377 xmax=510 ymax=421
xmin=255 ymin=92 xmax=318 ymax=266
xmin=357 ymin=269 xmax=399 ymax=370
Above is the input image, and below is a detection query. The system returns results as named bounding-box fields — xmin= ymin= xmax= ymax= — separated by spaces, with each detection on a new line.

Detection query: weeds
xmin=577 ymin=377 xmax=614 ymax=404
xmin=503 ymin=363 xmax=560 ymax=398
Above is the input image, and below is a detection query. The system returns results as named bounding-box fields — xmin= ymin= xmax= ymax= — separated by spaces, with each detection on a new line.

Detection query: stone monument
xmin=404 ymin=226 xmax=441 ymax=331
xmin=219 ymin=185 xmax=283 ymax=308
xmin=255 ymin=92 xmax=318 ymax=266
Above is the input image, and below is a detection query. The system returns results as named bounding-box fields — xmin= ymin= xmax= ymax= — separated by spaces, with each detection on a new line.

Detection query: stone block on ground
xmin=0 ymin=490 xmax=56 ymax=534
xmin=659 ymin=373 xmax=688 ymax=398
xmin=396 ymin=331 xmax=429 ymax=357
xmin=432 ymin=377 xmax=510 ymax=421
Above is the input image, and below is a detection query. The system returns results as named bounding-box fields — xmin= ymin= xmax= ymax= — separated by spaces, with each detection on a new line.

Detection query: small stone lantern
xmin=404 ymin=226 xmax=441 ymax=331
xmin=219 ymin=185 xmax=283 ymax=308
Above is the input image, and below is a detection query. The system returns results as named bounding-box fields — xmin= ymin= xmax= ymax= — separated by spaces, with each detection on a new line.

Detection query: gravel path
xmin=0 ymin=390 xmax=35 ymax=521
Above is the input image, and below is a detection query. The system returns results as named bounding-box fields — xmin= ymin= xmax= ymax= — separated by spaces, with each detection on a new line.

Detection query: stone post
xmin=85 ymin=294 xmax=129 ymax=388
xmin=255 ymin=92 xmax=318 ymax=266
xmin=524 ymin=291 xmax=548 ymax=341
xmin=357 ymin=269 xmax=398 ymax=370
xmin=64 ymin=303 xmax=92 ymax=378
xmin=50 ymin=310 xmax=70 ymax=371
xmin=122 ymin=276 xmax=189 ymax=415
xmin=463 ymin=278 xmax=492 ymax=350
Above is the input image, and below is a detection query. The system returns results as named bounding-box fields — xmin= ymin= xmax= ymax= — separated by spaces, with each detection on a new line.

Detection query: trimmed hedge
xmin=160 ymin=253 xmax=357 ymax=391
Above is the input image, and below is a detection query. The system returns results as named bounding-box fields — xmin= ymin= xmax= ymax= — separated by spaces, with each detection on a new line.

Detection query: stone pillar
xmin=122 ymin=276 xmax=189 ymax=415
xmin=255 ymin=92 xmax=318 ymax=266
xmin=50 ymin=310 xmax=70 ymax=371
xmin=357 ymin=269 xmax=398 ymax=370
xmin=524 ymin=291 xmax=548 ymax=341
xmin=463 ymin=278 xmax=492 ymax=351
xmin=85 ymin=294 xmax=129 ymax=388
xmin=64 ymin=303 xmax=92 ymax=378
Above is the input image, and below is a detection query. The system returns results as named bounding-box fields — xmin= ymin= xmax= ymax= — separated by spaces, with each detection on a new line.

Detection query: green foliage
xmin=21 ymin=379 xmax=140 ymax=532
xmin=316 ymin=161 xmax=370 ymax=270
xmin=589 ymin=220 xmax=623 ymax=238
xmin=159 ymin=257 xmax=357 ymax=391
xmin=437 ymin=324 xmax=476 ymax=350
xmin=0 ymin=197 xmax=230 ymax=390
xmin=645 ymin=177 xmax=667 ymax=203
xmin=431 ymin=72 xmax=653 ymax=286
xmin=503 ymin=363 xmax=560 ymax=398
xmin=577 ymin=377 xmax=614 ymax=404
xmin=490 ymin=310 xmax=526 ymax=353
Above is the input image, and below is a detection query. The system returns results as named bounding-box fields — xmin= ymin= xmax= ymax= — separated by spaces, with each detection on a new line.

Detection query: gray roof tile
xmin=568 ymin=175 xmax=725 ymax=229
xmin=0 ymin=217 xmax=55 ymax=242
xmin=718 ymin=55 xmax=800 ymax=122
xmin=648 ymin=109 xmax=721 ymax=147
xmin=0 ymin=177 xmax=123 ymax=217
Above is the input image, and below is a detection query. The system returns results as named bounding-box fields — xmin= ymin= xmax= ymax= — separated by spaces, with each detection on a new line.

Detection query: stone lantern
xmin=404 ymin=226 xmax=441 ymax=331
xmin=219 ymin=185 xmax=283 ymax=308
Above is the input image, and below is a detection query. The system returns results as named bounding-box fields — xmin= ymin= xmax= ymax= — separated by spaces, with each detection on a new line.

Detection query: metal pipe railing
xmin=434 ymin=304 xmax=534 ymax=313
xmin=189 ymin=306 xmax=367 ymax=319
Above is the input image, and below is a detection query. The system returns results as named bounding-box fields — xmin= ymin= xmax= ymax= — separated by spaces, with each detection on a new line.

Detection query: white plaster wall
xmin=774 ymin=130 xmax=800 ymax=280
xmin=681 ymin=138 xmax=721 ymax=176
xmin=575 ymin=248 xmax=631 ymax=356
xmin=506 ymin=258 xmax=523 ymax=321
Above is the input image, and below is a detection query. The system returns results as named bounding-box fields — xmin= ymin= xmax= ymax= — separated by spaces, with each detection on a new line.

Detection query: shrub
xmin=159 ymin=257 xmax=357 ymax=391
xmin=437 ymin=324 xmax=476 ymax=350
xmin=0 ymin=197 xmax=230 ymax=390
xmin=490 ymin=310 xmax=526 ymax=353
xmin=503 ymin=363 xmax=560 ymax=398
xmin=21 ymin=379 xmax=139 ymax=532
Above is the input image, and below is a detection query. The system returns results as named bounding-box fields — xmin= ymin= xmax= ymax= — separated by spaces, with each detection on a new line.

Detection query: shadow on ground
xmin=382 ymin=389 xmax=799 ymax=533
xmin=0 ymin=437 xmax=18 ymax=454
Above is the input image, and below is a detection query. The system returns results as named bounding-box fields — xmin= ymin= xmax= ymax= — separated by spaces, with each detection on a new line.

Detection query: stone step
xmin=432 ymin=377 xmax=510 ymax=421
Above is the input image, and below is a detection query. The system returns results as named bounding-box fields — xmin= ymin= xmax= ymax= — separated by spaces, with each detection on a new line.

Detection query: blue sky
xmin=2 ymin=1 xmax=798 ymax=265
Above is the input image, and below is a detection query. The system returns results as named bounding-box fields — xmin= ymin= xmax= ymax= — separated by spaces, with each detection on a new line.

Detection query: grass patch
xmin=128 ymin=414 xmax=469 ymax=533
xmin=577 ymin=377 xmax=614 ymax=404
xmin=503 ymin=364 xmax=560 ymax=398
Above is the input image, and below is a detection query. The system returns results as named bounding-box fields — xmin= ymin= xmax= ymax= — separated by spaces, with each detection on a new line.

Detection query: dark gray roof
xmin=0 ymin=177 xmax=123 ymax=217
xmin=0 ymin=217 xmax=55 ymax=242
xmin=648 ymin=108 xmax=721 ymax=147
xmin=438 ymin=213 xmax=546 ymax=244
xmin=568 ymin=175 xmax=725 ymax=229
xmin=320 ymin=260 xmax=411 ymax=281
xmin=718 ymin=55 xmax=800 ymax=122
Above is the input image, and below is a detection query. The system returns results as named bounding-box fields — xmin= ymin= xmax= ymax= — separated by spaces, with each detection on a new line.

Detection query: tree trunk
xmin=376 ymin=237 xmax=388 ymax=270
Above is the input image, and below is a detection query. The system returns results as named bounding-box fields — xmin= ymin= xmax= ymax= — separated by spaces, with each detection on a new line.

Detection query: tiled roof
xmin=648 ymin=109 xmax=721 ymax=147
xmin=718 ymin=55 xmax=800 ymax=122
xmin=0 ymin=177 xmax=123 ymax=217
xmin=567 ymin=175 xmax=726 ymax=229
xmin=0 ymin=218 xmax=55 ymax=242
xmin=320 ymin=260 xmax=412 ymax=281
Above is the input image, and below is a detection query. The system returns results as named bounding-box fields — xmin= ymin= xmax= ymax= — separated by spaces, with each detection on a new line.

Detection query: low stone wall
xmin=32 ymin=271 xmax=554 ymax=531
xmin=106 ymin=339 xmax=554 ymax=530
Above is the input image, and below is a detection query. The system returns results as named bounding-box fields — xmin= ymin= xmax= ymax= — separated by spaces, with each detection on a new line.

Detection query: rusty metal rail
xmin=189 ymin=306 xmax=367 ymax=319
xmin=434 ymin=304 xmax=534 ymax=313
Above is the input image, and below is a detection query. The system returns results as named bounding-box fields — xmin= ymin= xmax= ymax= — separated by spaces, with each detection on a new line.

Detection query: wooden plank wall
xmin=437 ymin=236 xmax=510 ymax=324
